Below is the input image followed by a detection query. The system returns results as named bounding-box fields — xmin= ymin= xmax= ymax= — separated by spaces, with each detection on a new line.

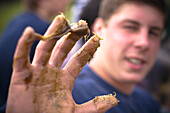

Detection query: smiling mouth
xmin=126 ymin=58 xmax=145 ymax=65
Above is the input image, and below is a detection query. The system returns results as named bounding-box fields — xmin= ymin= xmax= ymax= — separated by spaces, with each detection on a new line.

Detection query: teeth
xmin=128 ymin=58 xmax=142 ymax=65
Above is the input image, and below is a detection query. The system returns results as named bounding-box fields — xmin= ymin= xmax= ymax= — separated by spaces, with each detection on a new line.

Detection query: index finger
xmin=32 ymin=15 xmax=67 ymax=66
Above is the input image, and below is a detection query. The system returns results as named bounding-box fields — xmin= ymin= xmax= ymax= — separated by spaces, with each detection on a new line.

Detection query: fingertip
xmin=93 ymin=94 xmax=119 ymax=112
xmin=75 ymin=93 xmax=119 ymax=113
xmin=20 ymin=27 xmax=34 ymax=40
xmin=44 ymin=13 xmax=69 ymax=36
xmin=24 ymin=26 xmax=34 ymax=34
xmin=20 ymin=27 xmax=36 ymax=43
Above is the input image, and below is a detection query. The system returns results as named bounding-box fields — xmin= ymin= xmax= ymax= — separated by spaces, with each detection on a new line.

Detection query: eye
xmin=123 ymin=25 xmax=138 ymax=32
xmin=149 ymin=30 xmax=160 ymax=38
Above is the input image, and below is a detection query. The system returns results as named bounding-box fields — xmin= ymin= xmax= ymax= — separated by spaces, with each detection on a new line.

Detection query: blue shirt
xmin=72 ymin=64 xmax=160 ymax=113
xmin=0 ymin=12 xmax=50 ymax=113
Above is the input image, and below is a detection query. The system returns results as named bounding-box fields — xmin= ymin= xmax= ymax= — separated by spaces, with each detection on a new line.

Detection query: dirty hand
xmin=6 ymin=14 xmax=118 ymax=113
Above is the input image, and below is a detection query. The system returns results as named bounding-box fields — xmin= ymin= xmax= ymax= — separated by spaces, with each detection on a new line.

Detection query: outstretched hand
xmin=6 ymin=14 xmax=118 ymax=113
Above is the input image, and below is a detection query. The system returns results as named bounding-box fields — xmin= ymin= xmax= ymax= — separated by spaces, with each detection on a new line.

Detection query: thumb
xmin=75 ymin=93 xmax=119 ymax=113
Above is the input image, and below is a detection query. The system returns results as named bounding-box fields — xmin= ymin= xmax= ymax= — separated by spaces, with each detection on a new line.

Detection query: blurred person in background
xmin=0 ymin=0 xmax=71 ymax=112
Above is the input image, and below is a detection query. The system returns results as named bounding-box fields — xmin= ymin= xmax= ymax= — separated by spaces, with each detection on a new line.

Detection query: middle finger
xmin=32 ymin=14 xmax=68 ymax=66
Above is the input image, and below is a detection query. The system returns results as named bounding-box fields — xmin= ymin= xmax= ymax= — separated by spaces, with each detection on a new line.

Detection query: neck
xmin=34 ymin=8 xmax=53 ymax=22
xmin=89 ymin=58 xmax=135 ymax=95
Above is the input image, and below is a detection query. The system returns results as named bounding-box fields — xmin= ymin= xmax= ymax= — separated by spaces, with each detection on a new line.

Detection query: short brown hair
xmin=99 ymin=0 xmax=167 ymax=22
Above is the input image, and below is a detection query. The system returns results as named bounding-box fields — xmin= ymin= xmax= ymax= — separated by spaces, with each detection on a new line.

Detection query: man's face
xmin=98 ymin=3 xmax=164 ymax=83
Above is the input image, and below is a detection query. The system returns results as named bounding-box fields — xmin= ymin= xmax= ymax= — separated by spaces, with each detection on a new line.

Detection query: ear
xmin=91 ymin=17 xmax=105 ymax=36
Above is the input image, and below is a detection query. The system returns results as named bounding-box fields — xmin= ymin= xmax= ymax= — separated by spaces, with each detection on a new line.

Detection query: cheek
xmin=103 ymin=28 xmax=130 ymax=55
xmin=152 ymin=41 xmax=160 ymax=53
xmin=102 ymin=26 xmax=133 ymax=65
xmin=102 ymin=36 xmax=124 ymax=66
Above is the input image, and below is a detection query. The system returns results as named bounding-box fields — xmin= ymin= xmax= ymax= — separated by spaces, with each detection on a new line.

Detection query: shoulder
xmin=72 ymin=64 xmax=116 ymax=104
xmin=8 ymin=12 xmax=37 ymax=27
xmin=133 ymin=86 xmax=160 ymax=112
xmin=12 ymin=12 xmax=50 ymax=30
xmin=72 ymin=65 xmax=104 ymax=103
xmin=73 ymin=65 xmax=96 ymax=95
xmin=133 ymin=86 xmax=155 ymax=101
xmin=1 ymin=12 xmax=49 ymax=42
xmin=73 ymin=64 xmax=106 ymax=91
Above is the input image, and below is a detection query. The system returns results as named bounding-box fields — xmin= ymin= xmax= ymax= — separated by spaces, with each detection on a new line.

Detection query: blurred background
xmin=0 ymin=0 xmax=23 ymax=38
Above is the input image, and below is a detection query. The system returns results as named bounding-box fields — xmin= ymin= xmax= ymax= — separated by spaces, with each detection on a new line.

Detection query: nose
xmin=134 ymin=30 xmax=149 ymax=51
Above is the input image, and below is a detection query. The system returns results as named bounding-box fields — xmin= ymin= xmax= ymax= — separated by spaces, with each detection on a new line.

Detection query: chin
xmin=122 ymin=72 xmax=147 ymax=83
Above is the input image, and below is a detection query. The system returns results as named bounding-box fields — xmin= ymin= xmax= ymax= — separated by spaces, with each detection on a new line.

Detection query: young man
xmin=5 ymin=0 xmax=167 ymax=112
xmin=72 ymin=0 xmax=167 ymax=113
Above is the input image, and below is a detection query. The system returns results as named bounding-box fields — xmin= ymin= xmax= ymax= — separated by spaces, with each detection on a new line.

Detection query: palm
xmin=6 ymin=14 xmax=118 ymax=113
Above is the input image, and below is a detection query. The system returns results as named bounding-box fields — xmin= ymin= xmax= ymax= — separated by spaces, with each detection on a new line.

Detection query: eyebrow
xmin=150 ymin=26 xmax=163 ymax=33
xmin=121 ymin=19 xmax=163 ymax=32
xmin=121 ymin=19 xmax=140 ymax=25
